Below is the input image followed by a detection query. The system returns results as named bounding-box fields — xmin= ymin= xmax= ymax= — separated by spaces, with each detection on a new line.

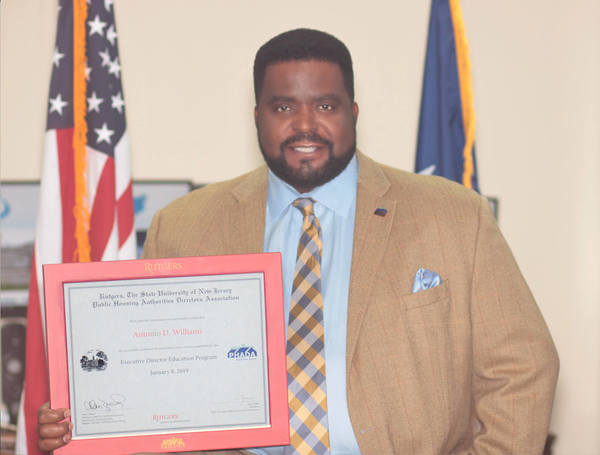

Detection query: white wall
xmin=462 ymin=3 xmax=600 ymax=454
xmin=2 ymin=1 xmax=599 ymax=453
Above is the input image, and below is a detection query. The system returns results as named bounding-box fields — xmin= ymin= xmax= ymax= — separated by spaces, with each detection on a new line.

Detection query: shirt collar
xmin=266 ymin=154 xmax=358 ymax=222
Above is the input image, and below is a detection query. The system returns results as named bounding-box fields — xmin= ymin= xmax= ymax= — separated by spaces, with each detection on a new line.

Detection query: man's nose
xmin=292 ymin=106 xmax=316 ymax=132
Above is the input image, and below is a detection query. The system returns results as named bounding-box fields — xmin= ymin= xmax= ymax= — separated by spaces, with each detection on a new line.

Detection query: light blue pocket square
xmin=412 ymin=268 xmax=442 ymax=293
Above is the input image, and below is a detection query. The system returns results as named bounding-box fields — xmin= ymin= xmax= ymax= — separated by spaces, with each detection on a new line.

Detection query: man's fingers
xmin=37 ymin=403 xmax=73 ymax=451
xmin=38 ymin=420 xmax=71 ymax=438
xmin=37 ymin=421 xmax=72 ymax=452
xmin=37 ymin=433 xmax=71 ymax=453
xmin=37 ymin=402 xmax=70 ymax=424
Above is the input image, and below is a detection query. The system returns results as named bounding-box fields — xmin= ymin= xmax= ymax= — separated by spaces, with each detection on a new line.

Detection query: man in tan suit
xmin=38 ymin=29 xmax=558 ymax=454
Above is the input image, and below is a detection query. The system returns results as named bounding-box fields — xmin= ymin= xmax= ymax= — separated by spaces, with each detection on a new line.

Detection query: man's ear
xmin=254 ymin=105 xmax=259 ymax=127
xmin=352 ymin=102 xmax=359 ymax=124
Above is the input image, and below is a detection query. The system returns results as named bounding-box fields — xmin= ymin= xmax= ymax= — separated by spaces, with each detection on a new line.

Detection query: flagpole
xmin=72 ymin=0 xmax=91 ymax=262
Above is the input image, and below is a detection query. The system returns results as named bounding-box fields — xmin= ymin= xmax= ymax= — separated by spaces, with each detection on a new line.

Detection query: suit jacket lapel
xmin=224 ymin=157 xmax=397 ymax=378
xmin=346 ymin=153 xmax=397 ymax=368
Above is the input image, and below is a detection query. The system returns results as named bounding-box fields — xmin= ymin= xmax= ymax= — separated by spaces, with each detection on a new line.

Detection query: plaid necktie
xmin=285 ymin=198 xmax=330 ymax=455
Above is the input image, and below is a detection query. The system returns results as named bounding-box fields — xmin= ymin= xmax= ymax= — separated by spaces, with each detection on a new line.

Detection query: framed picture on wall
xmin=0 ymin=179 xmax=195 ymax=267
xmin=0 ymin=181 xmax=39 ymax=301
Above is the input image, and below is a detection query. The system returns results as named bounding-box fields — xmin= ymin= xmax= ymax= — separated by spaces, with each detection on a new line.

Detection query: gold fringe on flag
xmin=72 ymin=0 xmax=91 ymax=262
xmin=449 ymin=0 xmax=476 ymax=189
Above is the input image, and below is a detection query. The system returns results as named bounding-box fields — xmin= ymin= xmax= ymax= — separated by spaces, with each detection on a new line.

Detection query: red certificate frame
xmin=44 ymin=253 xmax=289 ymax=454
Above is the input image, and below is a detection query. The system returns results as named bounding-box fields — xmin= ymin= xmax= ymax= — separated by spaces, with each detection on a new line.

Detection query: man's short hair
xmin=253 ymin=28 xmax=354 ymax=103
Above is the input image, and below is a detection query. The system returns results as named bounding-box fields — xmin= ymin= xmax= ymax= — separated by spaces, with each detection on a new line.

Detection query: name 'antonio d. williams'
xmin=133 ymin=328 xmax=202 ymax=338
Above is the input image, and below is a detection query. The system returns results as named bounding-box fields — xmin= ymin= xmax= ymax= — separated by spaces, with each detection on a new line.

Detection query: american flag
xmin=17 ymin=1 xmax=135 ymax=453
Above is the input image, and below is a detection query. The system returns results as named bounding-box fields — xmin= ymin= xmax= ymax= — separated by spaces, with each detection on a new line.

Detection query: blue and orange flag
xmin=415 ymin=0 xmax=479 ymax=192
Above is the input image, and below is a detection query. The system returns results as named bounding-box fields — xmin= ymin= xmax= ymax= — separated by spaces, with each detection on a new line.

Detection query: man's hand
xmin=37 ymin=402 xmax=73 ymax=452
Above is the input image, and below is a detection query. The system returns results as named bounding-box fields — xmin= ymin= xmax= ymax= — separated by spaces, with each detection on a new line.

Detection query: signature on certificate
xmin=83 ymin=393 xmax=126 ymax=412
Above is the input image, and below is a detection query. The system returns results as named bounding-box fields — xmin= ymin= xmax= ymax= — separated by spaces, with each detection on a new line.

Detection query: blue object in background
xmin=415 ymin=0 xmax=479 ymax=193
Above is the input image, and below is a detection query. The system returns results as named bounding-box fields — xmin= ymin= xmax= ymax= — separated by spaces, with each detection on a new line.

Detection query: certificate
xmin=44 ymin=254 xmax=289 ymax=454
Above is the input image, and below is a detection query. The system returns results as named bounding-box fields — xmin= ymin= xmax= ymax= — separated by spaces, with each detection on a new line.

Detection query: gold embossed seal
xmin=160 ymin=436 xmax=185 ymax=449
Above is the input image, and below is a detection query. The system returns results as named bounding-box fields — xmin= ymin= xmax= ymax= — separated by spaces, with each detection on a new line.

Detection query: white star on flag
xmin=88 ymin=14 xmax=107 ymax=36
xmin=87 ymin=91 xmax=104 ymax=113
xmin=108 ymin=57 xmax=121 ymax=78
xmin=106 ymin=24 xmax=117 ymax=46
xmin=53 ymin=47 xmax=65 ymax=67
xmin=99 ymin=48 xmax=111 ymax=66
xmin=418 ymin=164 xmax=436 ymax=175
xmin=104 ymin=0 xmax=114 ymax=12
xmin=94 ymin=122 xmax=115 ymax=144
xmin=49 ymin=93 xmax=68 ymax=115
xmin=85 ymin=61 xmax=92 ymax=80
xmin=111 ymin=92 xmax=125 ymax=113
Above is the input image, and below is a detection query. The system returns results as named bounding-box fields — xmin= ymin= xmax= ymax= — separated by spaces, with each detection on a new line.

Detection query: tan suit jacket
xmin=142 ymin=153 xmax=558 ymax=454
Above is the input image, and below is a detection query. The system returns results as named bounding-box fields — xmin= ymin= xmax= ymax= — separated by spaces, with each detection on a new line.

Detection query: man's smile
xmin=280 ymin=133 xmax=333 ymax=157
xmin=291 ymin=145 xmax=319 ymax=154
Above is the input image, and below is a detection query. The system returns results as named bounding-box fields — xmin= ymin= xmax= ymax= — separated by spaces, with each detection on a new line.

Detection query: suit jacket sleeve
xmin=469 ymin=195 xmax=558 ymax=453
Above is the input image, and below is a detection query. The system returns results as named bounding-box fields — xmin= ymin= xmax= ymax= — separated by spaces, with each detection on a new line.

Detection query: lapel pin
xmin=374 ymin=208 xmax=387 ymax=217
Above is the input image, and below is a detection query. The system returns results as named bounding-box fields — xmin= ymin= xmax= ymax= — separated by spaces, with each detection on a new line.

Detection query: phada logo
xmin=227 ymin=346 xmax=257 ymax=360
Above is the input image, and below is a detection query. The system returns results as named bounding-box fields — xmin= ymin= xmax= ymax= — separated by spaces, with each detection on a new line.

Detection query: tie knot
xmin=292 ymin=197 xmax=315 ymax=218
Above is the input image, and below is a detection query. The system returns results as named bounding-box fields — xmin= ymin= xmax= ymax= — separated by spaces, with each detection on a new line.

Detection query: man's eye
xmin=319 ymin=104 xmax=334 ymax=111
xmin=275 ymin=105 xmax=290 ymax=112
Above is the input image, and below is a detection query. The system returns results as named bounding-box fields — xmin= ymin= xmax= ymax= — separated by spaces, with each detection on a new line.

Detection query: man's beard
xmin=258 ymin=132 xmax=356 ymax=192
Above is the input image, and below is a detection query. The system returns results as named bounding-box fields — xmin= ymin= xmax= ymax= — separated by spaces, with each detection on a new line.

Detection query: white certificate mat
xmin=63 ymin=273 xmax=269 ymax=439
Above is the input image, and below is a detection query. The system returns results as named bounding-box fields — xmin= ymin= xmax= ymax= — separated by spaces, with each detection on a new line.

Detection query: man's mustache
xmin=280 ymin=133 xmax=333 ymax=151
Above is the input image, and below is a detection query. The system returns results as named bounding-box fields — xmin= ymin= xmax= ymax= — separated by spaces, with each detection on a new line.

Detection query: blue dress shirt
xmin=249 ymin=155 xmax=361 ymax=454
